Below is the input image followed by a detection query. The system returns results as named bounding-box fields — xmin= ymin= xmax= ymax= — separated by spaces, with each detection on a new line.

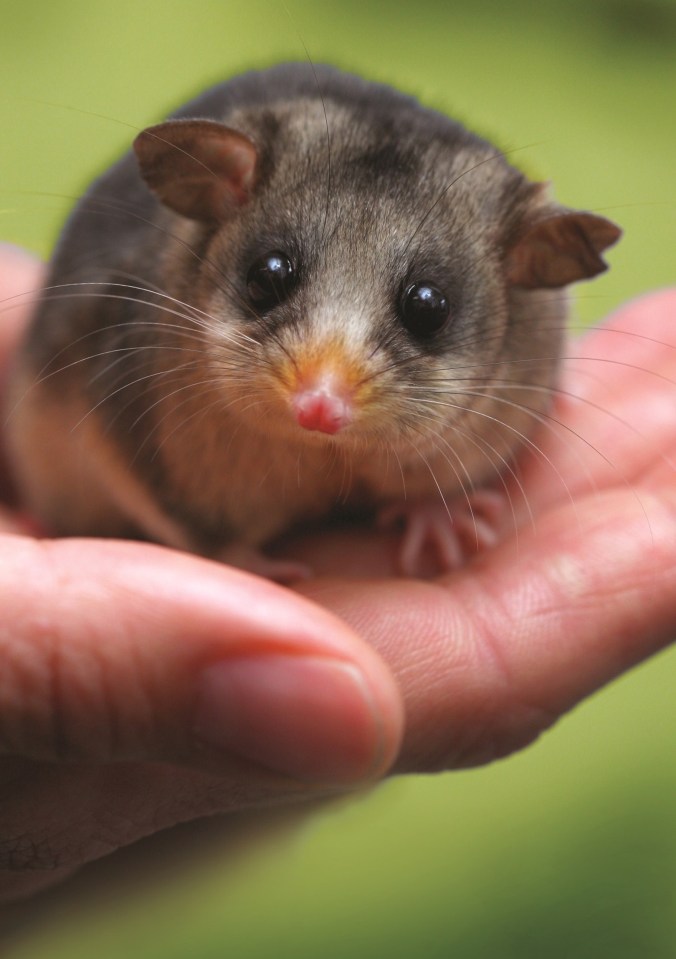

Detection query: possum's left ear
xmin=505 ymin=202 xmax=622 ymax=289
xmin=133 ymin=119 xmax=259 ymax=222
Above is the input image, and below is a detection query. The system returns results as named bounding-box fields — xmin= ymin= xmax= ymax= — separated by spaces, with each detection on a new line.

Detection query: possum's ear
xmin=505 ymin=205 xmax=622 ymax=289
xmin=133 ymin=119 xmax=258 ymax=222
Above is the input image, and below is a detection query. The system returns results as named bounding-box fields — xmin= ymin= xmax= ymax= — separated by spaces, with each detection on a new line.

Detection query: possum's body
xmin=7 ymin=64 xmax=621 ymax=574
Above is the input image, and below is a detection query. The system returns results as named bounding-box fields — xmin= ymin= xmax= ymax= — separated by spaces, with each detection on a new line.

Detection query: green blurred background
xmin=1 ymin=0 xmax=675 ymax=955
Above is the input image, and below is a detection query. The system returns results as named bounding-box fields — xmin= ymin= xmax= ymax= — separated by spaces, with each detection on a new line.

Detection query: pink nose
xmin=292 ymin=390 xmax=353 ymax=434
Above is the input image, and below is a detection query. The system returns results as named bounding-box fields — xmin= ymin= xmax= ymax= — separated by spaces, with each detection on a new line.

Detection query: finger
xmin=569 ymin=287 xmax=676 ymax=402
xmin=0 ymin=247 xmax=45 ymax=504
xmin=0 ymin=506 xmax=35 ymax=535
xmin=515 ymin=288 xmax=676 ymax=510
xmin=0 ymin=535 xmax=403 ymax=785
xmin=0 ymin=245 xmax=43 ymax=372
xmin=301 ymin=485 xmax=676 ymax=772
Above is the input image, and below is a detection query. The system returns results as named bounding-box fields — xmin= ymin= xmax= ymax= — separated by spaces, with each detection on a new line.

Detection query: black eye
xmin=246 ymin=251 xmax=296 ymax=310
xmin=400 ymin=281 xmax=450 ymax=338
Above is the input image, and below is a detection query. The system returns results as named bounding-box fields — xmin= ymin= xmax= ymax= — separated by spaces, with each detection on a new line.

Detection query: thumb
xmin=0 ymin=535 xmax=403 ymax=785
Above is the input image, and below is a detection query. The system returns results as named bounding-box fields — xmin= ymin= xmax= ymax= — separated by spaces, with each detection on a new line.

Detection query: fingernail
xmin=193 ymin=655 xmax=384 ymax=784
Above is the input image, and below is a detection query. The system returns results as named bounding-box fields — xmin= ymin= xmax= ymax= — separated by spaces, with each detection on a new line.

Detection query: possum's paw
xmin=216 ymin=543 xmax=311 ymax=584
xmin=378 ymin=490 xmax=505 ymax=578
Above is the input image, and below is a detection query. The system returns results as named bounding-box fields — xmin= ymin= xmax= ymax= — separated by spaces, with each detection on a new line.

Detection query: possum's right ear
xmin=133 ymin=119 xmax=259 ymax=222
xmin=505 ymin=197 xmax=622 ymax=290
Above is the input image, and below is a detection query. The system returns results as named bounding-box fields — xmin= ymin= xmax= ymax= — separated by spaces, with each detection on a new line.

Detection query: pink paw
xmin=216 ymin=543 xmax=311 ymax=584
xmin=378 ymin=490 xmax=505 ymax=578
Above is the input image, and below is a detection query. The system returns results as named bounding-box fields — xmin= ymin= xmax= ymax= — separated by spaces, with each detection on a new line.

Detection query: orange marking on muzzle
xmin=277 ymin=340 xmax=372 ymax=435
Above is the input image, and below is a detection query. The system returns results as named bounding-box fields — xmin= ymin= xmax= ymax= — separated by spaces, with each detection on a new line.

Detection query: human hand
xmin=290 ymin=286 xmax=676 ymax=772
xmin=0 ymin=247 xmax=404 ymax=905
xmin=2 ymin=242 xmax=675 ymax=904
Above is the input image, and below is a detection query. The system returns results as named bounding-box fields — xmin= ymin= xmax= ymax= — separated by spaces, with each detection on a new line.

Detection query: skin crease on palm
xmin=0 ymin=244 xmax=675 ymax=907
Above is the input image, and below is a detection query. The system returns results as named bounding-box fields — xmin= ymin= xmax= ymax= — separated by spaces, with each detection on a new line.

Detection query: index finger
xmin=0 ymin=246 xmax=44 ymax=506
xmin=515 ymin=288 xmax=676 ymax=510
xmin=0 ymin=245 xmax=43 ymax=366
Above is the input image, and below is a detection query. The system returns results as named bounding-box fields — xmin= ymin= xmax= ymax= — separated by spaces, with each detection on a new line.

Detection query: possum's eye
xmin=400 ymin=281 xmax=450 ymax=338
xmin=246 ymin=251 xmax=296 ymax=310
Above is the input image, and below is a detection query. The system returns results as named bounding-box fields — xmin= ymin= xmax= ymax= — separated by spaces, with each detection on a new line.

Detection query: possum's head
xmin=134 ymin=72 xmax=621 ymax=465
